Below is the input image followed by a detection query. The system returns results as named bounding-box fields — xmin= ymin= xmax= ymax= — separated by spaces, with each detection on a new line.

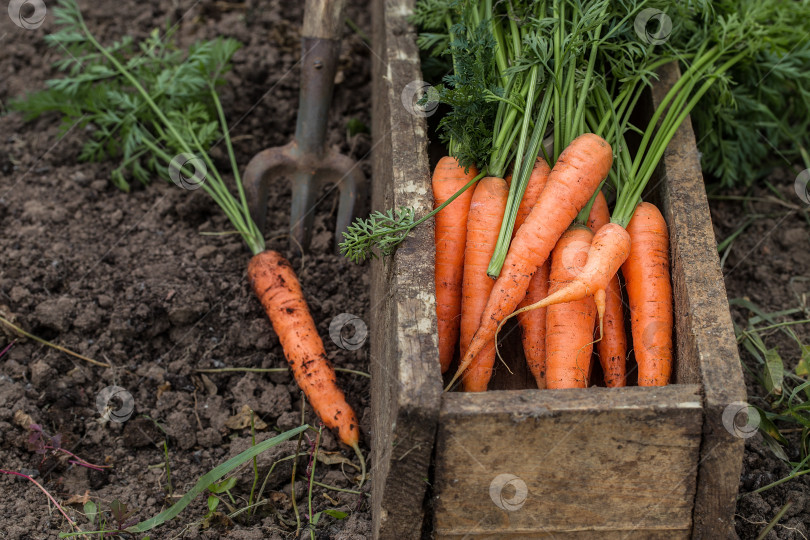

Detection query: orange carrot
xmin=513 ymin=158 xmax=551 ymax=236
xmin=433 ymin=157 xmax=478 ymax=373
xmin=248 ymin=250 xmax=365 ymax=481
xmin=447 ymin=133 xmax=612 ymax=390
xmin=599 ymin=280 xmax=627 ymax=387
xmin=512 ymin=160 xmax=552 ymax=388
xmin=587 ymin=190 xmax=610 ymax=233
xmin=460 ymin=177 xmax=509 ymax=392
xmin=545 ymin=226 xmax=597 ymax=389
xmin=621 ymin=202 xmax=673 ymax=386
xmin=587 ymin=192 xmax=627 ymax=387
xmin=517 ymin=261 xmax=549 ymax=388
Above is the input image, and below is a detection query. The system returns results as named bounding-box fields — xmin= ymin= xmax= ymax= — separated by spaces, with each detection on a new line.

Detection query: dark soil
xmin=0 ymin=0 xmax=372 ymax=538
xmin=711 ymin=173 xmax=810 ymax=540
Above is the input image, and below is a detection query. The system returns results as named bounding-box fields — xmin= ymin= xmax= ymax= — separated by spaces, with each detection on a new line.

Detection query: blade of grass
xmin=0 ymin=315 xmax=109 ymax=368
xmin=755 ymin=501 xmax=792 ymax=540
xmin=91 ymin=425 xmax=310 ymax=535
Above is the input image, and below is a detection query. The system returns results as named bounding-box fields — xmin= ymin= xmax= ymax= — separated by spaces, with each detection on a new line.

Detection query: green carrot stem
xmin=486 ymin=87 xmax=553 ymax=277
xmin=613 ymin=49 xmax=746 ymax=226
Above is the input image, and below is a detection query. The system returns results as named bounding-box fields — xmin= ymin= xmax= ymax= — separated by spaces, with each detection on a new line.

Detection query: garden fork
xmin=243 ymin=0 xmax=366 ymax=253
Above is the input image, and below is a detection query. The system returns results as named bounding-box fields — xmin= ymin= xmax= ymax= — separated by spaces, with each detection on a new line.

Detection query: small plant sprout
xmin=28 ymin=424 xmax=111 ymax=471
xmin=109 ymin=500 xmax=138 ymax=531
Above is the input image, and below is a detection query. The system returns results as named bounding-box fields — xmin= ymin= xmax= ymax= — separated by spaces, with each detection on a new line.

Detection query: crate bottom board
xmin=433 ymin=385 xmax=704 ymax=537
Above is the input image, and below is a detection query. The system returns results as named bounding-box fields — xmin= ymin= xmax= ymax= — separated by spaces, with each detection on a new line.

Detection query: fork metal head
xmin=242 ymin=0 xmax=366 ymax=254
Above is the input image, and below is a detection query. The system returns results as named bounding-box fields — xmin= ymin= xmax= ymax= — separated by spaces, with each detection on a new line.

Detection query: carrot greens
xmin=12 ymin=0 xmax=265 ymax=254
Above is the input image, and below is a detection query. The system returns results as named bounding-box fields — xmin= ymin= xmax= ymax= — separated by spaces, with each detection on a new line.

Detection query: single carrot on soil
xmin=460 ymin=177 xmax=509 ymax=392
xmin=433 ymin=157 xmax=479 ymax=373
xmin=248 ymin=250 xmax=365 ymax=481
xmin=545 ymin=226 xmax=597 ymax=389
xmin=448 ymin=133 xmax=612 ymax=390
xmin=621 ymin=202 xmax=673 ymax=386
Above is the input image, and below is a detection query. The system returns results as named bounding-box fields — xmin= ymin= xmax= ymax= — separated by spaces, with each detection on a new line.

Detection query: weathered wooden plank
xmin=370 ymin=0 xmax=442 ymax=538
xmin=650 ymin=63 xmax=746 ymax=540
xmin=433 ymin=386 xmax=703 ymax=537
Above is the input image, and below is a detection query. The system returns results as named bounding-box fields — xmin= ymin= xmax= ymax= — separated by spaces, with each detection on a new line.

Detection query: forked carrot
xmin=460 ymin=177 xmax=509 ymax=392
xmin=587 ymin=192 xmax=626 ymax=387
xmin=447 ymin=133 xmax=612 ymax=390
xmin=247 ymin=250 xmax=365 ymax=482
xmin=433 ymin=157 xmax=479 ymax=373
xmin=517 ymin=261 xmax=550 ymax=388
xmin=621 ymin=202 xmax=673 ymax=386
xmin=545 ymin=226 xmax=597 ymax=389
xmin=506 ymin=223 xmax=631 ymax=333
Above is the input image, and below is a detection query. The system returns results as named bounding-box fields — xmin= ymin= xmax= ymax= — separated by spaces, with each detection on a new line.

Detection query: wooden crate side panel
xmin=651 ymin=64 xmax=746 ymax=539
xmin=370 ymin=0 xmax=442 ymax=538
xmin=433 ymin=386 xmax=703 ymax=537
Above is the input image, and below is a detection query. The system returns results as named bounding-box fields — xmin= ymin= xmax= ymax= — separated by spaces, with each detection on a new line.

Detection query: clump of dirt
xmin=711 ymin=170 xmax=810 ymax=540
xmin=0 ymin=0 xmax=372 ymax=538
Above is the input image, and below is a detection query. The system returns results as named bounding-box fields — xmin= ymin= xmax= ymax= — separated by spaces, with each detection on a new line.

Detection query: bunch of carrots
xmin=341 ymin=0 xmax=803 ymax=394
xmin=434 ymin=137 xmax=671 ymax=391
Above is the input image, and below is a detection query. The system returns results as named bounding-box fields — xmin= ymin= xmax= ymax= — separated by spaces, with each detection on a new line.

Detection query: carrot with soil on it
xmin=433 ymin=157 xmax=479 ymax=373
xmin=621 ymin=202 xmax=673 ymax=386
xmin=517 ymin=261 xmax=550 ymax=388
xmin=598 ymin=281 xmax=628 ymax=387
xmin=544 ymin=226 xmax=597 ymax=389
xmin=459 ymin=177 xmax=509 ymax=391
xmin=587 ymin=190 xmax=610 ymax=233
xmin=587 ymin=191 xmax=627 ymax=387
xmin=248 ymin=250 xmax=366 ymax=481
xmin=513 ymin=160 xmax=552 ymax=388
xmin=511 ymin=157 xmax=551 ymax=236
xmin=447 ymin=133 xmax=613 ymax=391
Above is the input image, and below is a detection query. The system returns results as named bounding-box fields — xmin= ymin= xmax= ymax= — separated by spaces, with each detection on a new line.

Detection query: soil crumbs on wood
xmin=712 ymin=173 xmax=810 ymax=540
xmin=0 ymin=1 xmax=372 ymax=538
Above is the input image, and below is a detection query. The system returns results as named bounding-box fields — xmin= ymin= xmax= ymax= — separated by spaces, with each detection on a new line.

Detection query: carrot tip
xmin=594 ymin=289 xmax=606 ymax=343
xmin=351 ymin=442 xmax=366 ymax=488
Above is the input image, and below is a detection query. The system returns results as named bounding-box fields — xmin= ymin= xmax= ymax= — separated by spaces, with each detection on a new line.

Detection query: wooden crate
xmin=368 ymin=1 xmax=746 ymax=538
